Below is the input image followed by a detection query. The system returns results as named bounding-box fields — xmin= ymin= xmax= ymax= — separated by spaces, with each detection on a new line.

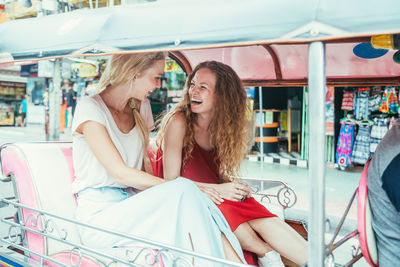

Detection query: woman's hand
xmin=215 ymin=182 xmax=251 ymax=202
xmin=198 ymin=184 xmax=225 ymax=205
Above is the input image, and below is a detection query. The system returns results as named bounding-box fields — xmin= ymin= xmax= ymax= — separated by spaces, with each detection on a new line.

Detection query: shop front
xmin=0 ymin=81 xmax=26 ymax=126
xmin=334 ymin=85 xmax=400 ymax=171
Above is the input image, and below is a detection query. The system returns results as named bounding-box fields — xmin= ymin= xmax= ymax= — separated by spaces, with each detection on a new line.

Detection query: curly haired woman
xmin=155 ymin=61 xmax=308 ymax=267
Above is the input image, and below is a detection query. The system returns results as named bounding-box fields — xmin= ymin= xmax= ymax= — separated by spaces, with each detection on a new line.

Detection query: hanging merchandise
xmin=387 ymin=87 xmax=399 ymax=114
xmin=341 ymin=90 xmax=355 ymax=111
xmin=352 ymin=124 xmax=372 ymax=164
xmin=368 ymin=86 xmax=382 ymax=113
xmin=379 ymin=86 xmax=399 ymax=114
xmin=370 ymin=117 xmax=388 ymax=153
xmin=336 ymin=118 xmax=356 ymax=169
xmin=398 ymin=89 xmax=400 ymax=116
xmin=354 ymin=88 xmax=370 ymax=120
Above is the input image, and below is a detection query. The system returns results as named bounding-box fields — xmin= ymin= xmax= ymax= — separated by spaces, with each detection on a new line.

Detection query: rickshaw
xmin=0 ymin=0 xmax=400 ymax=266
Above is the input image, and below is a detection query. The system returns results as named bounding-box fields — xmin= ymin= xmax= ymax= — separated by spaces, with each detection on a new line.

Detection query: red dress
xmin=153 ymin=143 xmax=277 ymax=265
xmin=154 ymin=143 xmax=276 ymax=230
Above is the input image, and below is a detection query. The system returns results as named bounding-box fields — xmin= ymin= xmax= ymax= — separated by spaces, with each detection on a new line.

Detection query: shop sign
xmin=71 ymin=62 xmax=98 ymax=78
xmin=0 ymin=81 xmax=26 ymax=99
xmin=165 ymin=58 xmax=182 ymax=72
xmin=0 ymin=81 xmax=26 ymax=88
xmin=38 ymin=61 xmax=54 ymax=78
xmin=21 ymin=64 xmax=38 ymax=78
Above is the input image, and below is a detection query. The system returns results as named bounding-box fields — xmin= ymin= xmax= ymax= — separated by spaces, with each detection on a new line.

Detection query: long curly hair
xmin=157 ymin=61 xmax=250 ymax=183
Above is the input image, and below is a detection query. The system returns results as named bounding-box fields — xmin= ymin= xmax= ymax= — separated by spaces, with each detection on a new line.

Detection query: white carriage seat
xmin=1 ymin=142 xmax=165 ymax=267
xmin=1 ymin=143 xmax=81 ymax=258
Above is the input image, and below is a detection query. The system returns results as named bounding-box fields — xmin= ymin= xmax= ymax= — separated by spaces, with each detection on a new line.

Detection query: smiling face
xmin=131 ymin=59 xmax=165 ymax=101
xmin=189 ymin=68 xmax=217 ymax=115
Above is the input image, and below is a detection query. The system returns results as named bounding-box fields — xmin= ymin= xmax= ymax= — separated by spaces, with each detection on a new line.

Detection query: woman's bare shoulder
xmin=167 ymin=112 xmax=186 ymax=128
xmin=163 ymin=112 xmax=186 ymax=137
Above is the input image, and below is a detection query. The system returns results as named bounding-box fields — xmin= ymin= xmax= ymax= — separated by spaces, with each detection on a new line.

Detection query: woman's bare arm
xmin=163 ymin=114 xmax=249 ymax=204
xmin=78 ymin=120 xmax=164 ymax=190
xmin=162 ymin=113 xmax=186 ymax=180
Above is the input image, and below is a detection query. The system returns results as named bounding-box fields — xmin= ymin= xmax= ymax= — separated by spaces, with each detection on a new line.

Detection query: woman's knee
xmin=234 ymin=223 xmax=269 ymax=255
xmin=171 ymin=178 xmax=199 ymax=193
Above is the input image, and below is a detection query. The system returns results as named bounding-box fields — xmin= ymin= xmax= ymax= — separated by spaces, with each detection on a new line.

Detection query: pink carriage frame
xmin=357 ymin=160 xmax=378 ymax=267
xmin=325 ymin=159 xmax=379 ymax=267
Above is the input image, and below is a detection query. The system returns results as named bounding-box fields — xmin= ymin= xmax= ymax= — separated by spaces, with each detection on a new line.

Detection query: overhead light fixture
xmin=371 ymin=34 xmax=400 ymax=50
xmin=371 ymin=34 xmax=400 ymax=64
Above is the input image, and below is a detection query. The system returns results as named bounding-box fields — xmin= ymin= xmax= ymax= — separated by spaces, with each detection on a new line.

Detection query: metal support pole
xmin=48 ymin=59 xmax=61 ymax=141
xmin=308 ymin=41 xmax=326 ymax=267
xmin=301 ymin=86 xmax=307 ymax=160
xmin=258 ymin=86 xmax=264 ymax=159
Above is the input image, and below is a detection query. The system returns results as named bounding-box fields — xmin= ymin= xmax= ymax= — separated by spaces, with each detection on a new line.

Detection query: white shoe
xmin=258 ymin=250 xmax=285 ymax=267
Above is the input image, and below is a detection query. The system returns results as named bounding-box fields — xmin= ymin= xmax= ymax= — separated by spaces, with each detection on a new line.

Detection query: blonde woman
xmin=71 ymin=54 xmax=245 ymax=266
xmin=156 ymin=61 xmax=308 ymax=267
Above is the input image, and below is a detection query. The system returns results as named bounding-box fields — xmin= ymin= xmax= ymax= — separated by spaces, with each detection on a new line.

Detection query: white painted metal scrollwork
xmin=238 ymin=177 xmax=298 ymax=209
xmin=277 ymin=186 xmax=297 ymax=208
xmin=7 ymin=225 xmax=21 ymax=243
xmin=19 ymin=212 xmax=68 ymax=240
xmin=127 ymin=247 xmax=156 ymax=265
xmin=258 ymin=185 xmax=297 ymax=209
xmin=70 ymin=247 xmax=82 ymax=267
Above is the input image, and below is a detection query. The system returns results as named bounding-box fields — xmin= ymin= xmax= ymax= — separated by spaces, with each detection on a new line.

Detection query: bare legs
xmin=221 ymin=233 xmax=243 ymax=263
xmin=247 ymin=217 xmax=308 ymax=265
xmin=234 ymin=221 xmax=274 ymax=257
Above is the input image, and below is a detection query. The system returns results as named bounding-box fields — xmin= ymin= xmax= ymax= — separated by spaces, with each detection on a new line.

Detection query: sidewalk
xmin=0 ymin=123 xmax=72 ymax=143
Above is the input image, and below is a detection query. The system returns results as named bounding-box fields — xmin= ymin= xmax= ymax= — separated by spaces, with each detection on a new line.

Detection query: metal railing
xmin=0 ymin=198 xmax=253 ymax=267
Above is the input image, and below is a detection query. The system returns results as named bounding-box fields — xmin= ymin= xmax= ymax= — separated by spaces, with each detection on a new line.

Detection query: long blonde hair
xmin=97 ymin=52 xmax=166 ymax=147
xmin=157 ymin=61 xmax=249 ymax=182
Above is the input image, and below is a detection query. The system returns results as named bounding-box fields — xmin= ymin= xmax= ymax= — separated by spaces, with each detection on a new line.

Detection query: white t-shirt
xmin=71 ymin=94 xmax=153 ymax=194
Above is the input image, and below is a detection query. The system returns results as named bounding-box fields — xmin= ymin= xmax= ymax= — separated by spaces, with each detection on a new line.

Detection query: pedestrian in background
xmin=66 ymin=83 xmax=76 ymax=127
xmin=60 ymin=88 xmax=67 ymax=133
xmin=19 ymin=94 xmax=28 ymax=127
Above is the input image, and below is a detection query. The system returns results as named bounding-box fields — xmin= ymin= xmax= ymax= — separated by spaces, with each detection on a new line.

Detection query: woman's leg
xmin=221 ymin=233 xmax=243 ymax=263
xmin=234 ymin=222 xmax=273 ymax=257
xmin=249 ymin=217 xmax=308 ymax=265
